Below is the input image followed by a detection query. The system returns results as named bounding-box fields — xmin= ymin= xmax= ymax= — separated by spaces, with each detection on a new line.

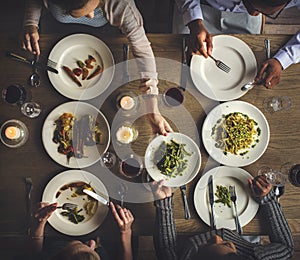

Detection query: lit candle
xmin=5 ymin=126 xmax=21 ymax=139
xmin=116 ymin=126 xmax=137 ymax=144
xmin=120 ymin=96 xmax=135 ymax=110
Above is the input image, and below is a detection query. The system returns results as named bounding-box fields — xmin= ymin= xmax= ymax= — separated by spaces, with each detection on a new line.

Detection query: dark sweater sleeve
xmin=254 ymin=191 xmax=294 ymax=259
xmin=153 ymin=197 xmax=178 ymax=260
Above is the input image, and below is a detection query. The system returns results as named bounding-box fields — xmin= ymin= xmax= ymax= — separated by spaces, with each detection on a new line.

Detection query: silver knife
xmin=123 ymin=43 xmax=130 ymax=83
xmin=180 ymin=37 xmax=188 ymax=91
xmin=7 ymin=52 xmax=59 ymax=74
xmin=83 ymin=189 xmax=109 ymax=206
xmin=208 ymin=175 xmax=216 ymax=229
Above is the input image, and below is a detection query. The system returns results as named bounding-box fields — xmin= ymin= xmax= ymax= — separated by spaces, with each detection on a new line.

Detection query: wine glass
xmin=262 ymin=96 xmax=291 ymax=113
xmin=117 ymin=183 xmax=128 ymax=208
xmin=100 ymin=151 xmax=116 ymax=168
xmin=21 ymin=101 xmax=42 ymax=118
xmin=280 ymin=162 xmax=300 ymax=187
xmin=258 ymin=166 xmax=286 ymax=198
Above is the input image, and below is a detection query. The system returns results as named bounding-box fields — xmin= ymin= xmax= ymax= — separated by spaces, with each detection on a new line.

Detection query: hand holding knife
xmin=208 ymin=175 xmax=216 ymax=230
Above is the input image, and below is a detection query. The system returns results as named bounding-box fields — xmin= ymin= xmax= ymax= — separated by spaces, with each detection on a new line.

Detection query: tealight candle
xmin=116 ymin=126 xmax=138 ymax=144
xmin=120 ymin=95 xmax=135 ymax=110
xmin=5 ymin=126 xmax=21 ymax=139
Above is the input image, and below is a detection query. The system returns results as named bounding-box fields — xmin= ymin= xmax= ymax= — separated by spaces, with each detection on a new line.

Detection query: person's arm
xmin=28 ymin=202 xmax=57 ymax=254
xmin=151 ymin=180 xmax=177 ymax=260
xmin=175 ymin=0 xmax=204 ymax=25
xmin=104 ymin=0 xmax=172 ymax=135
xmin=249 ymin=177 xmax=294 ymax=259
xmin=110 ymin=202 xmax=134 ymax=260
xmin=255 ymin=30 xmax=300 ymax=89
xmin=21 ymin=0 xmax=44 ymax=54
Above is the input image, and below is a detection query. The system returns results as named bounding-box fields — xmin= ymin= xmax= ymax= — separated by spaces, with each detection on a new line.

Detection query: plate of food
xmin=194 ymin=166 xmax=259 ymax=230
xmin=48 ymin=34 xmax=114 ymax=100
xmin=42 ymin=169 xmax=109 ymax=236
xmin=144 ymin=132 xmax=201 ymax=187
xmin=202 ymin=100 xmax=269 ymax=167
xmin=190 ymin=35 xmax=257 ymax=101
xmin=42 ymin=101 xmax=110 ymax=168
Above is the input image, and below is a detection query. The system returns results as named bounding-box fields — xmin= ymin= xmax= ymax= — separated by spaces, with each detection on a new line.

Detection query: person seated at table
xmin=151 ymin=176 xmax=294 ymax=259
xmin=27 ymin=202 xmax=134 ymax=260
xmin=21 ymin=0 xmax=173 ymax=136
xmin=173 ymin=0 xmax=300 ymax=89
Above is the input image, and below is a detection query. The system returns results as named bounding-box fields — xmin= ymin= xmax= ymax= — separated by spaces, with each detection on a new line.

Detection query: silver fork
xmin=208 ymin=54 xmax=231 ymax=73
xmin=47 ymin=58 xmax=57 ymax=68
xmin=229 ymin=186 xmax=242 ymax=235
xmin=25 ymin=177 xmax=33 ymax=235
xmin=180 ymin=185 xmax=191 ymax=220
xmin=57 ymin=203 xmax=78 ymax=211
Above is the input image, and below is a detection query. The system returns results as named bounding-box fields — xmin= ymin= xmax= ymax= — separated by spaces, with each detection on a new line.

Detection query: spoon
xmin=29 ymin=72 xmax=40 ymax=87
xmin=241 ymin=81 xmax=256 ymax=91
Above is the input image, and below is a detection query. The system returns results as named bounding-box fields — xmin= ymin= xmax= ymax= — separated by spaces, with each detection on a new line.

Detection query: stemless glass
xmin=281 ymin=162 xmax=300 ymax=187
xmin=100 ymin=151 xmax=116 ymax=168
xmin=262 ymin=96 xmax=291 ymax=113
xmin=2 ymin=84 xmax=27 ymax=106
xmin=258 ymin=166 xmax=286 ymax=197
xmin=163 ymin=87 xmax=185 ymax=107
xmin=119 ymin=154 xmax=143 ymax=178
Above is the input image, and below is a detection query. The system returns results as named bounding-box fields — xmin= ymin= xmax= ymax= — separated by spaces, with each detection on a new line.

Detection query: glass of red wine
xmin=163 ymin=87 xmax=184 ymax=107
xmin=281 ymin=162 xmax=300 ymax=187
xmin=119 ymin=154 xmax=143 ymax=178
xmin=258 ymin=166 xmax=286 ymax=198
xmin=2 ymin=84 xmax=27 ymax=106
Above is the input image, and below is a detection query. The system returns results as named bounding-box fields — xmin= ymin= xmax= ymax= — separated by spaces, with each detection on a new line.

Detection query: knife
xmin=180 ymin=185 xmax=191 ymax=220
xmin=123 ymin=43 xmax=130 ymax=83
xmin=83 ymin=189 xmax=109 ymax=206
xmin=208 ymin=175 xmax=216 ymax=229
xmin=7 ymin=52 xmax=59 ymax=74
xmin=180 ymin=37 xmax=188 ymax=91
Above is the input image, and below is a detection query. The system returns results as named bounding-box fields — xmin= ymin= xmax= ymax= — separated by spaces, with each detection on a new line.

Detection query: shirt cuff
xmin=273 ymin=50 xmax=294 ymax=70
xmin=154 ymin=197 xmax=173 ymax=209
xmin=182 ymin=5 xmax=203 ymax=26
xmin=257 ymin=190 xmax=276 ymax=205
xmin=139 ymin=72 xmax=159 ymax=95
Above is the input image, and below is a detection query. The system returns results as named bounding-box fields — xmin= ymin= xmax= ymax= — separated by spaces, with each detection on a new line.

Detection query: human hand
xmin=34 ymin=202 xmax=57 ymax=224
xmin=21 ymin=25 xmax=40 ymax=55
xmin=147 ymin=113 xmax=173 ymax=136
xmin=187 ymin=19 xmax=212 ymax=57
xmin=248 ymin=175 xmax=273 ymax=198
xmin=255 ymin=58 xmax=283 ymax=89
xmin=110 ymin=202 xmax=134 ymax=235
xmin=150 ymin=180 xmax=172 ymax=200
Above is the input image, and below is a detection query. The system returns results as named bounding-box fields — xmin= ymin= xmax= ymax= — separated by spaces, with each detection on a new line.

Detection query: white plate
xmin=202 ymin=101 xmax=269 ymax=167
xmin=48 ymin=34 xmax=115 ymax=100
xmin=194 ymin=166 xmax=259 ymax=230
xmin=190 ymin=35 xmax=257 ymax=101
xmin=42 ymin=101 xmax=110 ymax=168
xmin=144 ymin=132 xmax=201 ymax=187
xmin=42 ymin=169 xmax=109 ymax=236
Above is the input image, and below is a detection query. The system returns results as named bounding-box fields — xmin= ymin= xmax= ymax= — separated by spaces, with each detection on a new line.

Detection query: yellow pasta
xmin=211 ymin=112 xmax=261 ymax=156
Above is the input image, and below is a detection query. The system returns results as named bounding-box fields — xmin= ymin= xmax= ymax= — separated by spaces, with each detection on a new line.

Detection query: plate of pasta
xmin=202 ymin=101 xmax=269 ymax=167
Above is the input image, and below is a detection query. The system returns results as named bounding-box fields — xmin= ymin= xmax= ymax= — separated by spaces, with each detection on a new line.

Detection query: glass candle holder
xmin=115 ymin=123 xmax=138 ymax=145
xmin=117 ymin=92 xmax=138 ymax=114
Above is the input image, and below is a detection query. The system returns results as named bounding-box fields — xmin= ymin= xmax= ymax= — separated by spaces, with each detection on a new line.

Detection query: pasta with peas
xmin=211 ymin=112 xmax=261 ymax=156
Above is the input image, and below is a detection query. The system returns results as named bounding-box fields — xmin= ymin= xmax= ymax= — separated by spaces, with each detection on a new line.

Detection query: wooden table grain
xmin=0 ymin=33 xmax=299 ymax=246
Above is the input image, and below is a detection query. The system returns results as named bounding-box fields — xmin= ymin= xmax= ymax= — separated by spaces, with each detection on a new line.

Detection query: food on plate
xmin=62 ymin=66 xmax=82 ymax=87
xmin=63 ymin=55 xmax=103 ymax=87
xmin=52 ymin=113 xmax=104 ymax=163
xmin=211 ymin=112 xmax=261 ymax=156
xmin=214 ymin=185 xmax=231 ymax=208
xmin=57 ymin=182 xmax=98 ymax=224
xmin=154 ymin=139 xmax=192 ymax=178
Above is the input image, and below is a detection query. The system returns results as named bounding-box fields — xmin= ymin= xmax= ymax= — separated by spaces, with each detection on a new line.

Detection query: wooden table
xmin=0 ymin=33 xmax=300 ymax=252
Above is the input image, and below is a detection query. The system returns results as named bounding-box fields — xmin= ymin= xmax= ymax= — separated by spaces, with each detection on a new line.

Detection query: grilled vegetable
xmin=214 ymin=185 xmax=231 ymax=208
xmin=87 ymin=65 xmax=103 ymax=80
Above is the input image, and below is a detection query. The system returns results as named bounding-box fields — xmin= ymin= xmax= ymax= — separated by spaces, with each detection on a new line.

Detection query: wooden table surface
xmin=0 ymin=33 xmax=299 ymax=244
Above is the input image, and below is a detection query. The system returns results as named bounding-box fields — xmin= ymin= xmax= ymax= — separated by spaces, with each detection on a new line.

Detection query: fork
xmin=229 ymin=186 xmax=242 ymax=235
xmin=208 ymin=54 xmax=231 ymax=73
xmin=180 ymin=185 xmax=191 ymax=220
xmin=25 ymin=177 xmax=33 ymax=235
xmin=47 ymin=58 xmax=57 ymax=68
xmin=57 ymin=203 xmax=78 ymax=211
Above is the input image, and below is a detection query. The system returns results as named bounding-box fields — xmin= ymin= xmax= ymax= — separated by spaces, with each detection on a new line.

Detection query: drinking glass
xmin=163 ymin=87 xmax=184 ymax=107
xmin=100 ymin=151 xmax=116 ymax=168
xmin=21 ymin=101 xmax=42 ymax=118
xmin=257 ymin=166 xmax=286 ymax=197
xmin=119 ymin=154 xmax=143 ymax=178
xmin=2 ymin=84 xmax=27 ymax=106
xmin=280 ymin=162 xmax=300 ymax=187
xmin=262 ymin=96 xmax=291 ymax=113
